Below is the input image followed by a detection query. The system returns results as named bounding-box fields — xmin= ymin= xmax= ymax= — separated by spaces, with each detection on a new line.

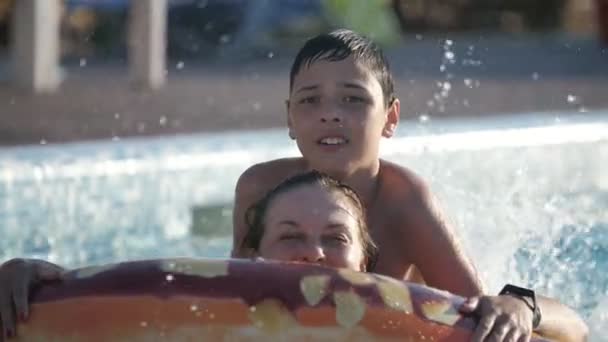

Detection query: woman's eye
xmin=326 ymin=235 xmax=349 ymax=245
xmin=280 ymin=234 xmax=303 ymax=241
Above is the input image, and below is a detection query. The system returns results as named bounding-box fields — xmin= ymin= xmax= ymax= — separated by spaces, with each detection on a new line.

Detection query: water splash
xmin=0 ymin=111 xmax=607 ymax=338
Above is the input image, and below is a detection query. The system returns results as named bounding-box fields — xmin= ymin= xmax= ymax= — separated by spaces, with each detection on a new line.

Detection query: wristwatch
xmin=499 ymin=284 xmax=542 ymax=329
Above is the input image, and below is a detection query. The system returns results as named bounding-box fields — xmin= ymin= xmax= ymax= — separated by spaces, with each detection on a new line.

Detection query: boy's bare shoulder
xmin=379 ymin=159 xmax=429 ymax=199
xmin=236 ymin=157 xmax=307 ymax=194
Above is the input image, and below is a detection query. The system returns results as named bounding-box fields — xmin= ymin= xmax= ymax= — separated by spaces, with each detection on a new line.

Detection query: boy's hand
xmin=460 ymin=295 xmax=534 ymax=342
xmin=0 ymin=258 xmax=65 ymax=341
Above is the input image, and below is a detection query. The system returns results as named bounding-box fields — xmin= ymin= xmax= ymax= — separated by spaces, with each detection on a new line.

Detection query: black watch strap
xmin=499 ymin=284 xmax=542 ymax=329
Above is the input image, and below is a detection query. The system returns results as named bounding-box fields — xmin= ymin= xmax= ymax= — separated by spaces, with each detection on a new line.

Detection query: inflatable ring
xmin=18 ymin=258 xmax=551 ymax=341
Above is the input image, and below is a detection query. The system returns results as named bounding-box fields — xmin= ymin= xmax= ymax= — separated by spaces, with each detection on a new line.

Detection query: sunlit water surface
xmin=1 ymin=111 xmax=606 ymax=339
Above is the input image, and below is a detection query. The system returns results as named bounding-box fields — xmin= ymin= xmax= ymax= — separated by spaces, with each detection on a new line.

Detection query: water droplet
xmin=415 ymin=34 xmax=423 ymax=40
xmin=267 ymin=51 xmax=274 ymax=58
xmin=166 ymin=274 xmax=174 ymax=282
xmin=114 ymin=113 xmax=120 ymax=119
xmin=40 ymin=139 xmax=47 ymax=145
xmin=249 ymin=306 xmax=256 ymax=312
xmin=79 ymin=58 xmax=87 ymax=67
xmin=112 ymin=136 xmax=120 ymax=141
xmin=462 ymin=59 xmax=482 ymax=66
xmin=176 ymin=61 xmax=185 ymax=70
xmin=419 ymin=114 xmax=430 ymax=123
xmin=532 ymin=72 xmax=540 ymax=81
xmin=578 ymin=106 xmax=588 ymax=113
xmin=445 ymin=39 xmax=453 ymax=46
xmin=439 ymin=64 xmax=446 ymax=72
xmin=140 ymin=321 xmax=148 ymax=327
xmin=444 ymin=51 xmax=455 ymax=60
xmin=159 ymin=116 xmax=167 ymax=126
xmin=190 ymin=304 xmax=198 ymax=312
xmin=252 ymin=102 xmax=261 ymax=111
xmin=464 ymin=79 xmax=473 ymax=88
xmin=567 ymin=94 xmax=579 ymax=104
xmin=209 ymin=313 xmax=215 ymax=319
xmin=219 ymin=34 xmax=231 ymax=44
xmin=467 ymin=45 xmax=475 ymax=56
xmin=442 ymin=82 xmax=451 ymax=92
xmin=463 ymin=99 xmax=470 ymax=107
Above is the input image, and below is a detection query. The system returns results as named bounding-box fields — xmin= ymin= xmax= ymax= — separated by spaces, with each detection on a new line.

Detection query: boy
xmin=230 ymin=29 xmax=588 ymax=341
xmin=231 ymin=28 xmax=482 ymax=296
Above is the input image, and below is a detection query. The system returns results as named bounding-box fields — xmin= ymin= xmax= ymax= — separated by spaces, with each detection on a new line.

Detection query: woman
xmin=0 ymin=171 xmax=588 ymax=341
xmin=240 ymin=169 xmax=378 ymax=272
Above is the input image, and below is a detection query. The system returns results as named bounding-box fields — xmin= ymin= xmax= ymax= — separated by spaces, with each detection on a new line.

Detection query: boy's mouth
xmin=318 ymin=137 xmax=349 ymax=146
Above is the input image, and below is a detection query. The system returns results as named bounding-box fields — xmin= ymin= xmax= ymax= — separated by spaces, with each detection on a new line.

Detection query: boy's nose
xmin=319 ymin=103 xmax=343 ymax=124
xmin=320 ymin=116 xmax=341 ymax=123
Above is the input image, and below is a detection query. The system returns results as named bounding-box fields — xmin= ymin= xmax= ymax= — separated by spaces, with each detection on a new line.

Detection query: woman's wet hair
xmin=289 ymin=29 xmax=395 ymax=107
xmin=241 ymin=170 xmax=378 ymax=271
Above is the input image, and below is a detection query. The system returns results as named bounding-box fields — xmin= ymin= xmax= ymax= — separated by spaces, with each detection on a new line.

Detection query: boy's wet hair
xmin=242 ymin=170 xmax=379 ymax=272
xmin=290 ymin=29 xmax=395 ymax=107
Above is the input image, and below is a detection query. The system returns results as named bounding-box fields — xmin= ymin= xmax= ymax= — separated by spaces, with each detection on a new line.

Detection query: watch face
xmin=500 ymin=284 xmax=541 ymax=328
xmin=501 ymin=284 xmax=535 ymax=299
xmin=532 ymin=307 xmax=542 ymax=329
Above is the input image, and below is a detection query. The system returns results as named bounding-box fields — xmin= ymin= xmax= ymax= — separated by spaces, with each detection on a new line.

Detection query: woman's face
xmin=257 ymin=183 xmax=366 ymax=271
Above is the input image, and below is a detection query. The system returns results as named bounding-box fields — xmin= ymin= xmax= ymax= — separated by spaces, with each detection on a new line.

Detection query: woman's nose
xmin=295 ymin=244 xmax=326 ymax=264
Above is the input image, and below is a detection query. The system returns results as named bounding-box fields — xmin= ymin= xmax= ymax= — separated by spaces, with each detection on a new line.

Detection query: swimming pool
xmin=1 ymin=110 xmax=606 ymax=338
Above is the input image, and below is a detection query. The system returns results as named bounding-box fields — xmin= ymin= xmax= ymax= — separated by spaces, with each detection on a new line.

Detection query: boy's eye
xmin=343 ymin=96 xmax=366 ymax=104
xmin=298 ymin=96 xmax=319 ymax=104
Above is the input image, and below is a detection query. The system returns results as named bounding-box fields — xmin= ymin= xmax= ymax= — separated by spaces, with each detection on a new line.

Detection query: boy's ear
xmin=360 ymin=258 xmax=368 ymax=272
xmin=382 ymin=98 xmax=400 ymax=138
xmin=286 ymin=99 xmax=296 ymax=140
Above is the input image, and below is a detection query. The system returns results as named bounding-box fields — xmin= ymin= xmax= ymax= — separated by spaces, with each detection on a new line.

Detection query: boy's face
xmin=288 ymin=56 xmax=399 ymax=175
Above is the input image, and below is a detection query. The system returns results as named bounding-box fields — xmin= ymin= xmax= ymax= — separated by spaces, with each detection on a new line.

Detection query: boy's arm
xmin=231 ymin=166 xmax=264 ymax=258
xmin=402 ymin=177 xmax=485 ymax=297
xmin=535 ymin=295 xmax=588 ymax=342
xmin=461 ymin=294 xmax=588 ymax=341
